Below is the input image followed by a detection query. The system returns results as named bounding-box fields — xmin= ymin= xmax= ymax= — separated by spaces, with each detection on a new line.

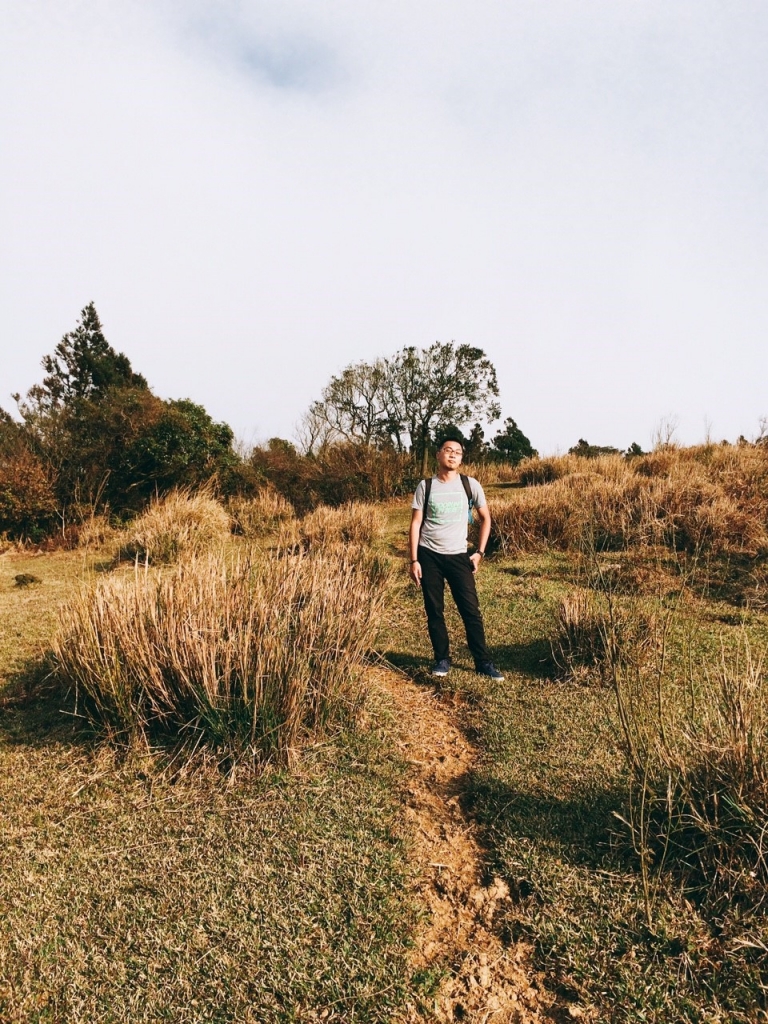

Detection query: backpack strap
xmin=461 ymin=473 xmax=475 ymax=524
xmin=460 ymin=474 xmax=473 ymax=507
xmin=423 ymin=478 xmax=432 ymax=514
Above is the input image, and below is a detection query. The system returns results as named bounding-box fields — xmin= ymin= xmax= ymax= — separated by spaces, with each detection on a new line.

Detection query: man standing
xmin=409 ymin=437 xmax=504 ymax=680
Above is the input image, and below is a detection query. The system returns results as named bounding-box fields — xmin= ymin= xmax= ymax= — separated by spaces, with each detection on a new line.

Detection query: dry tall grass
xmin=115 ymin=490 xmax=231 ymax=564
xmin=492 ymin=444 xmax=768 ymax=558
xmin=76 ymin=514 xmax=116 ymax=551
xmin=459 ymin=461 xmax=519 ymax=485
xmin=229 ymin=488 xmax=295 ymax=538
xmin=283 ymin=502 xmax=384 ymax=551
xmin=54 ymin=546 xmax=391 ymax=763
xmin=615 ymin=638 xmax=768 ymax=914
xmin=551 ymin=588 xmax=656 ymax=684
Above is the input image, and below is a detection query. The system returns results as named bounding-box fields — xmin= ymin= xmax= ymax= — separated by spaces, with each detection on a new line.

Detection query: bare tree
xmin=304 ymin=341 xmax=501 ymax=473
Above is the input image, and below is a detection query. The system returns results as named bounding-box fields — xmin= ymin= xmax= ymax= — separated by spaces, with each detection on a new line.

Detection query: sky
xmin=1 ymin=0 xmax=767 ymax=454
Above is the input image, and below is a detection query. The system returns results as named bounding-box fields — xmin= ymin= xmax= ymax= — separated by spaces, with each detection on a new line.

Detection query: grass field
xmin=3 ymin=478 xmax=768 ymax=1021
xmin=0 ymin=550 xmax=422 ymax=1023
xmin=380 ymin=488 xmax=768 ymax=1022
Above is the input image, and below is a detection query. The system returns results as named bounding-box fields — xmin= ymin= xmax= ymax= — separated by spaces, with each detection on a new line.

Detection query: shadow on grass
xmin=382 ymin=641 xmax=557 ymax=684
xmin=489 ymin=639 xmax=556 ymax=679
xmin=467 ymin=773 xmax=627 ymax=873
xmin=0 ymin=656 xmax=90 ymax=749
xmin=380 ymin=650 xmax=432 ymax=677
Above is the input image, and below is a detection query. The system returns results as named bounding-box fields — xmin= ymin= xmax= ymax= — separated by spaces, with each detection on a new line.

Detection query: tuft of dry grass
xmin=53 ymin=546 xmax=392 ymax=764
xmin=614 ymin=635 xmax=768 ymax=921
xmin=115 ymin=490 xmax=231 ymax=564
xmin=229 ymin=488 xmax=295 ymax=538
xmin=287 ymin=501 xmax=384 ymax=551
xmin=551 ymin=588 xmax=656 ymax=684
xmin=459 ymin=461 xmax=520 ymax=485
xmin=76 ymin=514 xmax=116 ymax=551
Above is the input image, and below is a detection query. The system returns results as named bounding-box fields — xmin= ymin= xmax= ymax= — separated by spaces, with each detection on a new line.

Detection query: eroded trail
xmin=371 ymin=667 xmax=561 ymax=1024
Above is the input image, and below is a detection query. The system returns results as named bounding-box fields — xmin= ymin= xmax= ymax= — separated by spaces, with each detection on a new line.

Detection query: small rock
xmin=14 ymin=574 xmax=41 ymax=587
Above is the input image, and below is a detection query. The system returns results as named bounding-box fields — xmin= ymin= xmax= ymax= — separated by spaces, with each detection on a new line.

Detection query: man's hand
xmin=409 ymin=559 xmax=422 ymax=586
xmin=469 ymin=552 xmax=482 ymax=573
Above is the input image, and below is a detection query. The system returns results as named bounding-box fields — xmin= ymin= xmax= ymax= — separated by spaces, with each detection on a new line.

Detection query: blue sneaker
xmin=476 ymin=662 xmax=505 ymax=681
xmin=431 ymin=659 xmax=451 ymax=677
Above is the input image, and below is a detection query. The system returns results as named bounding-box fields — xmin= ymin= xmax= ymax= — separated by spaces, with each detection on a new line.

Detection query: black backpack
xmin=422 ymin=474 xmax=475 ymax=525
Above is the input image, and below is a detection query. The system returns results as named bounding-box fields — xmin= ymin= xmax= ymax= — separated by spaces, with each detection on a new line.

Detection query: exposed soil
xmin=372 ymin=667 xmax=569 ymax=1024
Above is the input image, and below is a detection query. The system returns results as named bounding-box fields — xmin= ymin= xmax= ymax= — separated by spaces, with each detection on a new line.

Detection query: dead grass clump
xmin=517 ymin=453 xmax=630 ymax=487
xmin=491 ymin=474 xmax=639 ymax=554
xmin=53 ymin=547 xmax=391 ymax=763
xmin=633 ymin=449 xmax=678 ymax=478
xmin=616 ymin=640 xmax=768 ymax=913
xmin=640 ymin=470 xmax=768 ymax=555
xmin=229 ymin=488 xmax=295 ymax=538
xmin=552 ymin=589 xmax=656 ymax=683
xmin=492 ymin=446 xmax=768 ymax=560
xmin=116 ymin=490 xmax=231 ymax=564
xmin=516 ymin=455 xmax=567 ymax=486
xmin=491 ymin=487 xmax=577 ymax=554
xmin=297 ymin=502 xmax=383 ymax=549
xmin=0 ymin=533 xmax=21 ymax=555
xmin=76 ymin=514 xmax=116 ymax=550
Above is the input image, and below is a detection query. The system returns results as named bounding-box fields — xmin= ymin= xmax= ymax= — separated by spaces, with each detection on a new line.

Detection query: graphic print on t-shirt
xmin=428 ymin=495 xmax=465 ymax=524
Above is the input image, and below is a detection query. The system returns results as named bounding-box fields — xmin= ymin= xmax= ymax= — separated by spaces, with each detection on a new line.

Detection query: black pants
xmin=418 ymin=545 xmax=490 ymax=666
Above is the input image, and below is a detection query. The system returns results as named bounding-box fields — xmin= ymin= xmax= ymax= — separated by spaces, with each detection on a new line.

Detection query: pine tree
xmin=22 ymin=302 xmax=147 ymax=412
xmin=491 ymin=418 xmax=536 ymax=464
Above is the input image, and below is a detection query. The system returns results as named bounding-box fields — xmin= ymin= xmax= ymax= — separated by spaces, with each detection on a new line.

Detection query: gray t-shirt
xmin=412 ymin=475 xmax=486 ymax=555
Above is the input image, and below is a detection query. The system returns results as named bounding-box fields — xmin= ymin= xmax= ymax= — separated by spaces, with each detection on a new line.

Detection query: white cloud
xmin=2 ymin=0 xmax=767 ymax=452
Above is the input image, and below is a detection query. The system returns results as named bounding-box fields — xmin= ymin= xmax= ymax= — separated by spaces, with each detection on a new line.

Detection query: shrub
xmin=0 ymin=423 xmax=58 ymax=541
xmin=250 ymin=440 xmax=417 ymax=512
xmin=53 ymin=547 xmax=392 ymax=763
xmin=116 ymin=490 xmax=231 ymax=564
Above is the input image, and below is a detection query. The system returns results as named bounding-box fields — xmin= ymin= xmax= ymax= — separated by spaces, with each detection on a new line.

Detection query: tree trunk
xmin=420 ymin=430 xmax=430 ymax=477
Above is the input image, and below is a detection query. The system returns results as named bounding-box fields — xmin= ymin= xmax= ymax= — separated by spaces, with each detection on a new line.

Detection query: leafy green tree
xmin=309 ymin=360 xmax=390 ymax=448
xmin=568 ymin=439 xmax=620 ymax=459
xmin=12 ymin=304 xmax=240 ymax=521
xmin=490 ymin=418 xmax=536 ymax=464
xmin=91 ymin=395 xmax=238 ymax=511
xmin=463 ymin=423 xmax=489 ymax=463
xmin=385 ymin=343 xmax=500 ymax=473
xmin=308 ymin=342 xmax=501 ymax=473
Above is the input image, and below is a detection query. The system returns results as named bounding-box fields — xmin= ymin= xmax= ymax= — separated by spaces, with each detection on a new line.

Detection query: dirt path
xmin=371 ymin=667 xmax=564 ymax=1024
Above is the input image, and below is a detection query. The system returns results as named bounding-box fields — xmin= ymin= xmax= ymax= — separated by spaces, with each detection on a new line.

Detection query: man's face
xmin=436 ymin=442 xmax=463 ymax=471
